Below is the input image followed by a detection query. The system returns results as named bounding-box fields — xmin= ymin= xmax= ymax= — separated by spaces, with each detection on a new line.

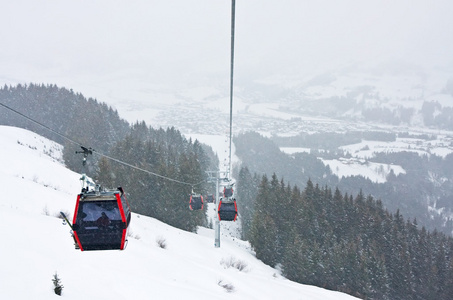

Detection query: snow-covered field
xmin=281 ymin=134 xmax=453 ymax=184
xmin=339 ymin=137 xmax=453 ymax=159
xmin=0 ymin=126 xmax=358 ymax=299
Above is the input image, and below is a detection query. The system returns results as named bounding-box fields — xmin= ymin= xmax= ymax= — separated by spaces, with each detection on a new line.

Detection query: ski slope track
xmin=0 ymin=125 xmax=358 ymax=299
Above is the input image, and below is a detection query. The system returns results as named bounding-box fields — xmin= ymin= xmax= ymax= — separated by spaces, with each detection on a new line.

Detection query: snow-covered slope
xmin=0 ymin=126 xmax=358 ymax=300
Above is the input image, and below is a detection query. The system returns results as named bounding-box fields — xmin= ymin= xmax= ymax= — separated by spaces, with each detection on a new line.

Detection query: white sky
xmin=1 ymin=0 xmax=452 ymax=108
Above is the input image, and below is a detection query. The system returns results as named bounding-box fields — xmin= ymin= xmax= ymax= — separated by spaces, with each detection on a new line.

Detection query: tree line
xmin=0 ymin=83 xmax=216 ymax=232
xmin=236 ymin=168 xmax=453 ymax=299
xmin=6 ymin=83 xmax=453 ymax=298
xmin=234 ymin=131 xmax=453 ymax=236
xmin=95 ymin=122 xmax=215 ymax=232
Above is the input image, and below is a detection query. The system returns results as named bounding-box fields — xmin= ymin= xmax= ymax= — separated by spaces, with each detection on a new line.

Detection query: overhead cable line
xmin=0 ymin=102 xmax=205 ymax=187
xmin=0 ymin=102 xmax=82 ymax=147
xmin=91 ymin=148 xmax=205 ymax=187
xmin=227 ymin=0 xmax=236 ymax=178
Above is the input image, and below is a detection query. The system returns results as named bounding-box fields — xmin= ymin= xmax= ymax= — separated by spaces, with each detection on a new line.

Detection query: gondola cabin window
xmin=76 ymin=202 xmax=122 ymax=229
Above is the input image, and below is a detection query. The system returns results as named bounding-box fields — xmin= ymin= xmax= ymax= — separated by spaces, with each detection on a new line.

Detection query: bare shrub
xmin=156 ymin=236 xmax=167 ymax=249
xmin=218 ymin=280 xmax=235 ymax=293
xmin=220 ymin=256 xmax=248 ymax=272
xmin=42 ymin=205 xmax=49 ymax=216
xmin=127 ymin=230 xmax=141 ymax=240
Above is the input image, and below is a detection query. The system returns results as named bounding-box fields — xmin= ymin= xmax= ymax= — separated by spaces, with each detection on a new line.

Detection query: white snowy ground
xmin=0 ymin=126 xmax=358 ymax=300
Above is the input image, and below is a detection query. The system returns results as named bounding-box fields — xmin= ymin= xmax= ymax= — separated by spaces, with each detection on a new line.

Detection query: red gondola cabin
xmin=205 ymin=194 xmax=215 ymax=203
xmin=223 ymin=186 xmax=234 ymax=198
xmin=189 ymin=193 xmax=204 ymax=210
xmin=72 ymin=187 xmax=131 ymax=251
xmin=218 ymin=198 xmax=238 ymax=222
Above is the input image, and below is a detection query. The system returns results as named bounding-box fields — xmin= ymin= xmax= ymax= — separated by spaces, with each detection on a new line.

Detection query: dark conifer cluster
xmin=234 ymin=131 xmax=453 ymax=237
xmin=0 ymin=84 xmax=215 ymax=232
xmin=239 ymin=171 xmax=453 ymax=299
xmin=4 ymin=83 xmax=453 ymax=297
xmin=97 ymin=122 xmax=213 ymax=232
xmin=0 ymin=83 xmax=130 ymax=154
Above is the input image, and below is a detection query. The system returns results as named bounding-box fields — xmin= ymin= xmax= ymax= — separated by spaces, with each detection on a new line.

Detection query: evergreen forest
xmin=236 ymin=170 xmax=453 ymax=300
xmin=234 ymin=131 xmax=453 ymax=236
xmin=2 ymin=83 xmax=453 ymax=299
xmin=0 ymin=84 xmax=215 ymax=232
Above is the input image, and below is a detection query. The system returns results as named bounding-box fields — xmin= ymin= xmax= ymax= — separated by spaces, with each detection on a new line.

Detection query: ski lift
xmin=205 ymin=194 xmax=215 ymax=203
xmin=223 ymin=185 xmax=234 ymax=198
xmin=218 ymin=198 xmax=238 ymax=222
xmin=189 ymin=193 xmax=204 ymax=210
xmin=70 ymin=186 xmax=131 ymax=251
xmin=62 ymin=146 xmax=131 ymax=251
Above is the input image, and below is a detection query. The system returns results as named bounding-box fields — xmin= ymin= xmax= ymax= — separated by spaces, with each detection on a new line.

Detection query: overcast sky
xmin=1 ymin=0 xmax=452 ymax=104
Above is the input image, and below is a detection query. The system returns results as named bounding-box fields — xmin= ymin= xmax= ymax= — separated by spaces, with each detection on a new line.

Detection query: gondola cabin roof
xmin=79 ymin=190 xmax=121 ymax=201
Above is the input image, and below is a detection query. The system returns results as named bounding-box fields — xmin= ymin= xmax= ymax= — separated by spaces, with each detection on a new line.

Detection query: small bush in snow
xmin=218 ymin=280 xmax=235 ymax=293
xmin=52 ymin=272 xmax=63 ymax=296
xmin=220 ymin=256 xmax=248 ymax=272
xmin=127 ymin=230 xmax=141 ymax=240
xmin=156 ymin=236 xmax=167 ymax=249
xmin=42 ymin=205 xmax=49 ymax=216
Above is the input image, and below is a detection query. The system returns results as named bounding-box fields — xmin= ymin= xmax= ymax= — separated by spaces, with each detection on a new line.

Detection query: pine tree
xmin=227 ymin=174 xmax=453 ymax=299
xmin=282 ymin=231 xmax=308 ymax=283
xmin=52 ymin=272 xmax=63 ymax=296
xmin=96 ymin=157 xmax=116 ymax=188
xmin=236 ymin=166 xmax=257 ymax=240
xmin=249 ymin=175 xmax=279 ymax=266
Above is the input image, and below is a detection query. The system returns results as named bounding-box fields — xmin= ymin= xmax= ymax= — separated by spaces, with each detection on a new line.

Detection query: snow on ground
xmin=281 ymin=134 xmax=453 ymax=183
xmin=280 ymin=145 xmax=407 ymax=184
xmin=340 ymin=138 xmax=453 ymax=159
xmin=187 ymin=133 xmax=241 ymax=174
xmin=280 ymin=147 xmax=311 ymax=155
xmin=321 ymin=158 xmax=405 ymax=184
xmin=0 ymin=126 xmax=358 ymax=299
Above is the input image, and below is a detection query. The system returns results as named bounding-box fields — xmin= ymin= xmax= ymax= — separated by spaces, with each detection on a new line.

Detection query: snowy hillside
xmin=0 ymin=126 xmax=358 ymax=300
